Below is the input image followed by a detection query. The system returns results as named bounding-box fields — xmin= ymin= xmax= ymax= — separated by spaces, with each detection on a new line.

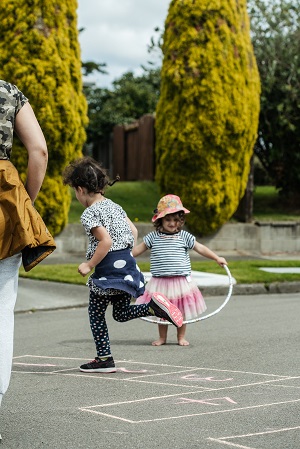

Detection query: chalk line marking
xmin=12 ymin=355 xmax=300 ymax=427
xmin=80 ymin=408 xmax=136 ymax=423
xmin=208 ymin=438 xmax=256 ymax=449
xmin=208 ymin=425 xmax=300 ymax=448
xmin=35 ymin=370 xmax=297 ymax=392
xmin=12 ymin=355 xmax=290 ymax=377
xmin=79 ymin=398 xmax=300 ymax=424
xmin=181 ymin=374 xmax=234 ymax=382
xmin=121 ymin=376 xmax=297 ymax=392
xmin=116 ymin=368 xmax=149 ymax=373
xmin=175 ymin=396 xmax=238 ymax=405
xmin=51 ymin=368 xmax=83 ymax=374
xmin=13 ymin=354 xmax=90 ymax=361
xmin=13 ymin=363 xmax=59 ymax=367
xmin=270 ymin=383 xmax=300 ymax=389
xmin=43 ymin=367 xmax=151 ymax=375
xmin=46 ymin=373 xmax=293 ymax=394
xmin=118 ymin=367 xmax=200 ymax=379
xmin=55 ymin=373 xmax=211 ymax=389
xmin=12 ymin=355 xmax=297 ymax=393
xmin=206 ymin=440 xmax=255 ymax=449
xmin=80 ymin=389 xmax=210 ymax=410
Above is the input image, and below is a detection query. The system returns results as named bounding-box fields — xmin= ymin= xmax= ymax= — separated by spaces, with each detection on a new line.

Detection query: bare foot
xmin=152 ymin=338 xmax=166 ymax=346
xmin=178 ymin=338 xmax=189 ymax=346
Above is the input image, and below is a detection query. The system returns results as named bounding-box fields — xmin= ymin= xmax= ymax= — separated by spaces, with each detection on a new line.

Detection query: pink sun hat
xmin=152 ymin=194 xmax=190 ymax=222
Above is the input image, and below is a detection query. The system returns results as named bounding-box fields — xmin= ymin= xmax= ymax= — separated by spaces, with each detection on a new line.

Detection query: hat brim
xmin=152 ymin=207 xmax=190 ymax=222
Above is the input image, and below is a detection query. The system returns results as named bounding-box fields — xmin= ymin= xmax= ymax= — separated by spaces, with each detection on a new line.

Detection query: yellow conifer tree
xmin=155 ymin=0 xmax=260 ymax=235
xmin=0 ymin=0 xmax=88 ymax=235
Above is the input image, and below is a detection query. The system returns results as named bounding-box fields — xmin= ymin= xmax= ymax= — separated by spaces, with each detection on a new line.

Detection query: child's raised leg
xmin=177 ymin=324 xmax=189 ymax=346
xmin=152 ymin=323 xmax=168 ymax=346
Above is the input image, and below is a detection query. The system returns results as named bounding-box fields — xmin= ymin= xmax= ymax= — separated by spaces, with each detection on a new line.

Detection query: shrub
xmin=155 ymin=0 xmax=260 ymax=235
xmin=0 ymin=0 xmax=88 ymax=235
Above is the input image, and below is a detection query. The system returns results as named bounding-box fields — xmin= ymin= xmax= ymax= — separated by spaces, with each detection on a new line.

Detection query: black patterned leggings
xmin=88 ymin=291 xmax=151 ymax=358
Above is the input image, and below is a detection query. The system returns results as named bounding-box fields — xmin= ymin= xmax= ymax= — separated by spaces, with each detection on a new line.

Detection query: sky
xmin=77 ymin=0 xmax=170 ymax=88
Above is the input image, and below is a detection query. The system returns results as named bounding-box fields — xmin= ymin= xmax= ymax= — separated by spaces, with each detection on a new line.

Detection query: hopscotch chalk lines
xmin=12 ymin=355 xmax=300 ymax=447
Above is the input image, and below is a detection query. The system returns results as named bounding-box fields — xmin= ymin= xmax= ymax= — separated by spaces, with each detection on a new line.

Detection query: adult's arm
xmin=15 ymin=102 xmax=48 ymax=202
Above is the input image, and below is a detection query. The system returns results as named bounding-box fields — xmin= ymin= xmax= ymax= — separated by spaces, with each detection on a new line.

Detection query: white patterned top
xmin=81 ymin=198 xmax=134 ymax=261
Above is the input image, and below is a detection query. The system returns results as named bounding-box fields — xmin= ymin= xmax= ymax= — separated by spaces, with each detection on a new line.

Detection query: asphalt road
xmin=1 ymin=291 xmax=300 ymax=448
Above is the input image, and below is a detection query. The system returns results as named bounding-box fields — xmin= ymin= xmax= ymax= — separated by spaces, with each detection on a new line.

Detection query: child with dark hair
xmin=133 ymin=194 xmax=227 ymax=347
xmin=63 ymin=158 xmax=183 ymax=373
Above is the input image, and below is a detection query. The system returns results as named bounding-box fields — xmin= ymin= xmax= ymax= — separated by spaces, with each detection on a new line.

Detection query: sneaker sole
xmin=151 ymin=293 xmax=183 ymax=327
xmin=79 ymin=367 xmax=116 ymax=373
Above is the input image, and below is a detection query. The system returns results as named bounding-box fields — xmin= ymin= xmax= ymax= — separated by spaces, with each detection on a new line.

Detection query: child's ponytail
xmin=108 ymin=175 xmax=120 ymax=187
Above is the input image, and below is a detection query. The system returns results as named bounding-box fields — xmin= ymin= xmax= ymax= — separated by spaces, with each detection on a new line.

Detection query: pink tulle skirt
xmin=135 ymin=276 xmax=207 ymax=321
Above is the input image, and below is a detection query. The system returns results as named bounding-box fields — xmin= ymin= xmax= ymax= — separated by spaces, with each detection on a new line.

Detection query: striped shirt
xmin=143 ymin=230 xmax=195 ymax=277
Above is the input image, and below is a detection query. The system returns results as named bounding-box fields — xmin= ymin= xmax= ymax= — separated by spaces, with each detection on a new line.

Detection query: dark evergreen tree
xmin=249 ymin=0 xmax=300 ymax=197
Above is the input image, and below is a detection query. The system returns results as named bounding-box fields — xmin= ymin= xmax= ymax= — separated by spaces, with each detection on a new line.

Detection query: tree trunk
xmin=234 ymin=155 xmax=254 ymax=222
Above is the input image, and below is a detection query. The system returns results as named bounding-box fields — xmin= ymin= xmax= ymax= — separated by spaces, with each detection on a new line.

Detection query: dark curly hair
xmin=154 ymin=211 xmax=186 ymax=232
xmin=62 ymin=157 xmax=119 ymax=194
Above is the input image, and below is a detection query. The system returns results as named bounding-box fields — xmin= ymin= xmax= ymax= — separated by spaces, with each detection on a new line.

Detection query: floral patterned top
xmin=80 ymin=198 xmax=135 ymax=296
xmin=81 ymin=198 xmax=134 ymax=260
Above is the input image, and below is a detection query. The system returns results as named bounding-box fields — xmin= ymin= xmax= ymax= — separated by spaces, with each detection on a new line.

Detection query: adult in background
xmin=0 ymin=80 xmax=54 ymax=442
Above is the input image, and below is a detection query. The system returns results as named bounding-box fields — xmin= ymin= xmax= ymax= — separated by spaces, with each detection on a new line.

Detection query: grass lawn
xmin=25 ymin=183 xmax=299 ymax=286
xmin=19 ymin=259 xmax=300 ymax=286
xmin=253 ymin=185 xmax=300 ymax=221
xmin=68 ymin=181 xmax=161 ymax=224
xmin=68 ymin=183 xmax=300 ymax=224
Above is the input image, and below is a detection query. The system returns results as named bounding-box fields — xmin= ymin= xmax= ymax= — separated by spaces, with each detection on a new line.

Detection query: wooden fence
xmin=90 ymin=112 xmax=252 ymax=221
xmin=112 ymin=114 xmax=155 ymax=181
xmin=90 ymin=136 xmax=112 ymax=174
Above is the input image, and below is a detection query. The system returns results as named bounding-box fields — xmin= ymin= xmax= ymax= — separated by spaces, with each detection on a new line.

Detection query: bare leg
xmin=152 ymin=324 xmax=168 ymax=346
xmin=177 ymin=324 xmax=189 ymax=346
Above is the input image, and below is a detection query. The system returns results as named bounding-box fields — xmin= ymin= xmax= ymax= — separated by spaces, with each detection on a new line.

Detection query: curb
xmin=15 ymin=303 xmax=88 ymax=314
xmin=15 ymin=279 xmax=300 ymax=316
xmin=202 ymin=281 xmax=300 ymax=296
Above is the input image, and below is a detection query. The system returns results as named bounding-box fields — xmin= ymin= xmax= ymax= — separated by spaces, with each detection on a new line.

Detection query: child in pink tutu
xmin=133 ymin=194 xmax=227 ymax=347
